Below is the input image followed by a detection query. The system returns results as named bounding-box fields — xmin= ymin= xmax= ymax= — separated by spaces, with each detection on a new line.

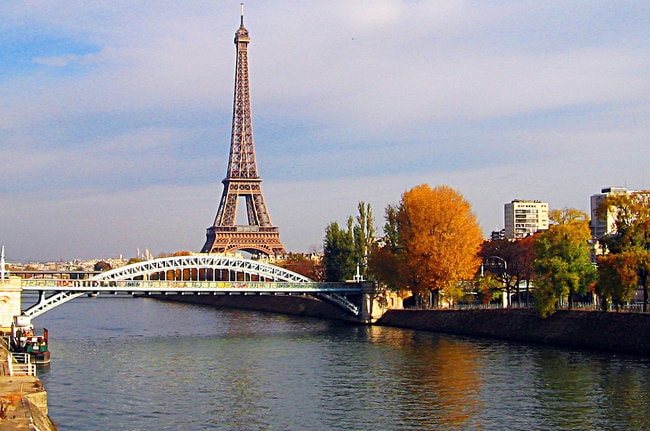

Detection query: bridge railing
xmin=20 ymin=279 xmax=363 ymax=293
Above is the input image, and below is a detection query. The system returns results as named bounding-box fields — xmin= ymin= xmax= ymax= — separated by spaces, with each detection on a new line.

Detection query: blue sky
xmin=1 ymin=1 xmax=649 ymax=262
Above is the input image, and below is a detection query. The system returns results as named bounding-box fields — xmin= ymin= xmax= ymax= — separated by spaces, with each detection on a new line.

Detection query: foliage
xmin=323 ymin=202 xmax=376 ymax=282
xmin=94 ymin=260 xmax=112 ymax=272
xmin=353 ymin=202 xmax=375 ymax=279
xmin=475 ymin=275 xmax=504 ymax=305
xmin=323 ymin=219 xmax=355 ymax=281
xmin=278 ymin=253 xmax=325 ymax=281
xmin=479 ymin=236 xmax=537 ymax=307
xmin=597 ymin=191 xmax=650 ymax=311
xmin=595 ymin=252 xmax=640 ymax=311
xmin=368 ymin=204 xmax=402 ymax=290
xmin=369 ymin=184 xmax=483 ymax=307
xmin=533 ymin=208 xmax=597 ymax=316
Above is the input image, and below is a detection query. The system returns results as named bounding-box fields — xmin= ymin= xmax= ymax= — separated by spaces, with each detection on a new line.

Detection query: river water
xmin=31 ymin=295 xmax=650 ymax=430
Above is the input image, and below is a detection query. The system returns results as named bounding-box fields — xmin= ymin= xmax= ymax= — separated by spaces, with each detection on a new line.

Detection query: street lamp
xmin=482 ymin=255 xmax=508 ymax=307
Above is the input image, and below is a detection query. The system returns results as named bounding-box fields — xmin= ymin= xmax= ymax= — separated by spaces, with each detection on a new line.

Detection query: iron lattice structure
xmin=202 ymin=10 xmax=286 ymax=256
xmin=20 ymin=256 xmax=364 ymax=318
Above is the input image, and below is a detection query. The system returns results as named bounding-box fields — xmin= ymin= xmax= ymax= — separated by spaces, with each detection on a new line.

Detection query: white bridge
xmin=19 ymin=255 xmax=372 ymax=319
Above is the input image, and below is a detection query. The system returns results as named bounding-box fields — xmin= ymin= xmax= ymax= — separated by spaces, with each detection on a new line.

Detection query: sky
xmin=1 ymin=1 xmax=649 ymax=262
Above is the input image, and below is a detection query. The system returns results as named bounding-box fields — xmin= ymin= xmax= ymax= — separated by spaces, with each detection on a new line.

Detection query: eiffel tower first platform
xmin=201 ymin=7 xmax=286 ymax=256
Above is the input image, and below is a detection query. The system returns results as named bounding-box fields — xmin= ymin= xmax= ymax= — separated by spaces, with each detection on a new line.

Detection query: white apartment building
xmin=590 ymin=186 xmax=630 ymax=239
xmin=504 ymin=200 xmax=549 ymax=239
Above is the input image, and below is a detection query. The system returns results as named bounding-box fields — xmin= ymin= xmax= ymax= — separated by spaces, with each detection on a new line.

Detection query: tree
xmin=533 ymin=208 xmax=597 ymax=317
xmin=353 ymin=202 xmax=375 ymax=279
xmin=597 ymin=191 xmax=650 ymax=311
xmin=94 ymin=260 xmax=112 ymax=272
xmin=595 ymin=252 xmax=639 ymax=311
xmin=370 ymin=184 xmax=483 ymax=308
xmin=516 ymin=235 xmax=537 ymax=306
xmin=368 ymin=204 xmax=402 ymax=291
xmin=323 ymin=202 xmax=378 ymax=282
xmin=323 ymin=219 xmax=355 ymax=281
xmin=278 ymin=253 xmax=325 ymax=281
xmin=480 ymin=236 xmax=537 ymax=307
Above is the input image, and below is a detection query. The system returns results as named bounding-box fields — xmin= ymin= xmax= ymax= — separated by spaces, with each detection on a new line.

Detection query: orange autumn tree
xmin=371 ymin=184 xmax=483 ymax=308
xmin=597 ymin=190 xmax=650 ymax=311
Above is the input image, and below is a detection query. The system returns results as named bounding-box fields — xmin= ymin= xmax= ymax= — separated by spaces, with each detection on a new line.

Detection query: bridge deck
xmin=20 ymin=279 xmax=363 ymax=294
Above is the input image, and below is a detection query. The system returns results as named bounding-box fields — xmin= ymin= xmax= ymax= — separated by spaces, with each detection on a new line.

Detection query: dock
xmin=0 ymin=345 xmax=56 ymax=431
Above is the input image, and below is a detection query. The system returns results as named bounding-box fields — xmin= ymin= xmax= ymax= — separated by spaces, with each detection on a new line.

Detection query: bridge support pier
xmin=0 ymin=276 xmax=23 ymax=331
xmin=359 ymin=281 xmax=387 ymax=323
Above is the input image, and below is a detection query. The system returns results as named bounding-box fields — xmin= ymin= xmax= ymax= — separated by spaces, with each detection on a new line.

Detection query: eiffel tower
xmin=201 ymin=6 xmax=286 ymax=256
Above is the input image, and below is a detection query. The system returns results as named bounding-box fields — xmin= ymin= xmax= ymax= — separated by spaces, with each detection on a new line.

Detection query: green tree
xmin=353 ymin=201 xmax=375 ymax=279
xmin=323 ymin=219 xmax=355 ymax=281
xmin=323 ymin=202 xmax=378 ymax=282
xmin=597 ymin=191 xmax=650 ymax=311
xmin=533 ymin=208 xmax=597 ymax=317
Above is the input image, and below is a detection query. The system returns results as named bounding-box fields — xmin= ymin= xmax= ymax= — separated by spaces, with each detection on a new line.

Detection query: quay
xmin=0 ymin=276 xmax=56 ymax=431
xmin=0 ymin=345 xmax=56 ymax=431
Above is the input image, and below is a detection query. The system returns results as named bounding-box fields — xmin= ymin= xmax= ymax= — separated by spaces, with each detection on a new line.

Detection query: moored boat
xmin=9 ymin=316 xmax=50 ymax=364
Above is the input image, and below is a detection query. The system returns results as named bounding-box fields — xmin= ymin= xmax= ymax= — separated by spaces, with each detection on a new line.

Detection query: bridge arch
xmin=91 ymin=255 xmax=313 ymax=283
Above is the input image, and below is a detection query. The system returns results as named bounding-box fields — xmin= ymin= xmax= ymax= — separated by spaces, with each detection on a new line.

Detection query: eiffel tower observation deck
xmin=201 ymin=5 xmax=286 ymax=256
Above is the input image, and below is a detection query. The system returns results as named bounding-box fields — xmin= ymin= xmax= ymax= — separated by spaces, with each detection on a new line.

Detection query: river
xmin=30 ymin=295 xmax=650 ymax=430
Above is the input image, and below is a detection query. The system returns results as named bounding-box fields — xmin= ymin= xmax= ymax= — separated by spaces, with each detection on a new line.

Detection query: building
xmin=490 ymin=229 xmax=506 ymax=241
xmin=504 ymin=200 xmax=549 ymax=239
xmin=590 ymin=186 xmax=630 ymax=239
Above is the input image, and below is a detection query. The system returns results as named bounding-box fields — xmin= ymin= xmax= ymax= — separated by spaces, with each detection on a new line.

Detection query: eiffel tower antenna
xmin=201 ymin=6 xmax=286 ymax=256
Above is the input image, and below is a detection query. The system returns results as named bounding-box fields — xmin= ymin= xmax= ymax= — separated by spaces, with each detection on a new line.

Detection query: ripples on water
xmin=31 ymin=296 xmax=650 ymax=430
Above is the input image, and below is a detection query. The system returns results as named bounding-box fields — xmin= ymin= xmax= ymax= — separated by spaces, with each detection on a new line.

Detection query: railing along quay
xmin=7 ymin=353 xmax=36 ymax=376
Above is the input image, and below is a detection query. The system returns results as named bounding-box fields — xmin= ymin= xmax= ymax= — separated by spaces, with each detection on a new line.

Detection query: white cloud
xmin=1 ymin=1 xmax=649 ymax=260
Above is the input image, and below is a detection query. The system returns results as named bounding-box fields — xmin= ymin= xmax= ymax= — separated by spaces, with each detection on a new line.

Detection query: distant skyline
xmin=2 ymin=1 xmax=649 ymax=262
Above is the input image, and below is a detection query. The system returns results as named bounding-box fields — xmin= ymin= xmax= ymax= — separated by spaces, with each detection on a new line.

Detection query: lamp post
xmin=482 ymin=255 xmax=508 ymax=308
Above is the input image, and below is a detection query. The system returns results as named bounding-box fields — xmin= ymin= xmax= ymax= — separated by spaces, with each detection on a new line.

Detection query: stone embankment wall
xmin=378 ymin=308 xmax=650 ymax=355
xmin=0 ymin=346 xmax=57 ymax=431
xmin=154 ymin=295 xmax=650 ymax=354
xmin=153 ymin=294 xmax=356 ymax=321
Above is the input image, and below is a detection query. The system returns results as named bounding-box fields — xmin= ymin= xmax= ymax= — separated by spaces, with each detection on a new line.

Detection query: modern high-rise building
xmin=589 ymin=186 xmax=630 ymax=239
xmin=504 ymin=200 xmax=549 ymax=239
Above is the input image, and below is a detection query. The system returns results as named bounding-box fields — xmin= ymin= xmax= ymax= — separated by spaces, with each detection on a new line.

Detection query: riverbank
xmin=0 ymin=346 xmax=56 ymax=431
xmin=378 ymin=308 xmax=650 ymax=355
xmin=156 ymin=295 xmax=650 ymax=354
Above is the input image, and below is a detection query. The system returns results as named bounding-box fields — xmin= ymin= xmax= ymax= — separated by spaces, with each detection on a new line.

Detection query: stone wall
xmin=152 ymin=294 xmax=357 ymax=322
xmin=377 ymin=308 xmax=650 ymax=354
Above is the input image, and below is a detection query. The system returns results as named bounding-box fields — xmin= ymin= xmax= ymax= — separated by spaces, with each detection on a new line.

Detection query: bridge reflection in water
xmin=18 ymin=255 xmax=371 ymax=320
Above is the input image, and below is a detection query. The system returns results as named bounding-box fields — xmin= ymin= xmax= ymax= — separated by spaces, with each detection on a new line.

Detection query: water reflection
xmin=362 ymin=326 xmax=484 ymax=429
xmin=532 ymin=349 xmax=650 ymax=430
